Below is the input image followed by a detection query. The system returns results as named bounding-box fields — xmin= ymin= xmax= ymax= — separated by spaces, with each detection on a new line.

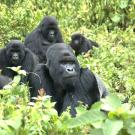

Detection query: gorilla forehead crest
xmin=39 ymin=16 xmax=58 ymax=28
xmin=46 ymin=43 xmax=74 ymax=60
xmin=6 ymin=40 xmax=24 ymax=48
xmin=71 ymin=33 xmax=84 ymax=38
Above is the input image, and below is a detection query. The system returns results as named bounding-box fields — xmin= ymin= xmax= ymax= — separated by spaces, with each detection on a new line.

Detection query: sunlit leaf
xmin=111 ymin=14 xmax=121 ymax=23
xmin=103 ymin=119 xmax=123 ymax=135
xmin=119 ymin=0 xmax=128 ymax=9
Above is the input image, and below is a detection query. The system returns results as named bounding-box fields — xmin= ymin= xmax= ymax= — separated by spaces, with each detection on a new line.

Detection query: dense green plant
xmin=0 ymin=0 xmax=135 ymax=134
xmin=0 ymin=78 xmax=135 ymax=134
xmin=0 ymin=0 xmax=135 ymax=45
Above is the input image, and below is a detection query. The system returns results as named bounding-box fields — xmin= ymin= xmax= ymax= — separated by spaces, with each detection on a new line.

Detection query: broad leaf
xmin=63 ymin=110 xmax=106 ymax=129
xmin=101 ymin=94 xmax=122 ymax=111
xmin=103 ymin=119 xmax=123 ymax=135
xmin=119 ymin=0 xmax=128 ymax=9
xmin=111 ymin=14 xmax=121 ymax=23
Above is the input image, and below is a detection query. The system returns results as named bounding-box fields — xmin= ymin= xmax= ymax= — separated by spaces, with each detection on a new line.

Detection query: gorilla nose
xmin=66 ymin=68 xmax=75 ymax=73
xmin=12 ymin=55 xmax=19 ymax=60
xmin=74 ymin=40 xmax=79 ymax=44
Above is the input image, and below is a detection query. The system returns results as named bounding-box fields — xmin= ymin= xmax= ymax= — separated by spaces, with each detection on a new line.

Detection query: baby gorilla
xmin=29 ymin=43 xmax=107 ymax=116
xmin=70 ymin=33 xmax=99 ymax=56
xmin=25 ymin=16 xmax=64 ymax=63
xmin=0 ymin=40 xmax=39 ymax=83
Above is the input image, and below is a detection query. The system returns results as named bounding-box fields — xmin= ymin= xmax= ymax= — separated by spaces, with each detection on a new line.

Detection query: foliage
xmin=0 ymin=0 xmax=135 ymax=134
xmin=63 ymin=94 xmax=135 ymax=135
xmin=78 ymin=27 xmax=135 ymax=99
xmin=0 ymin=0 xmax=135 ymax=45
xmin=0 ymin=79 xmax=135 ymax=134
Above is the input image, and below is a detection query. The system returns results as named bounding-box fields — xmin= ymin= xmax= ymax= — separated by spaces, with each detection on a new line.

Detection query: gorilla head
xmin=70 ymin=33 xmax=85 ymax=51
xmin=46 ymin=43 xmax=80 ymax=89
xmin=6 ymin=40 xmax=25 ymax=66
xmin=39 ymin=16 xmax=60 ymax=43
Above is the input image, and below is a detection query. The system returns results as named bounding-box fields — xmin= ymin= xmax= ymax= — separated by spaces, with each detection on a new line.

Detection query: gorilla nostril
xmin=63 ymin=52 xmax=70 ymax=56
xmin=67 ymin=68 xmax=74 ymax=72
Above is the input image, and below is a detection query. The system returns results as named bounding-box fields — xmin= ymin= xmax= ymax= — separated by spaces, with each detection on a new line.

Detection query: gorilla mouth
xmin=64 ymin=75 xmax=77 ymax=79
xmin=12 ymin=60 xmax=19 ymax=65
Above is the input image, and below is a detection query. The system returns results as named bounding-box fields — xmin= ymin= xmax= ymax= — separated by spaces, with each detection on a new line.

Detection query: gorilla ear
xmin=44 ymin=63 xmax=48 ymax=68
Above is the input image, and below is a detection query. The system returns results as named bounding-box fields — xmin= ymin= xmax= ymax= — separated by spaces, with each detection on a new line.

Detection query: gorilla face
xmin=46 ymin=44 xmax=80 ymax=88
xmin=6 ymin=40 xmax=25 ymax=66
xmin=71 ymin=33 xmax=84 ymax=50
xmin=46 ymin=28 xmax=57 ymax=42
xmin=40 ymin=16 xmax=59 ymax=43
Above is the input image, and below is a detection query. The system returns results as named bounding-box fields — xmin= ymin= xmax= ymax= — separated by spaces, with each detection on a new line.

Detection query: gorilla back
xmin=29 ymin=43 xmax=107 ymax=116
xmin=25 ymin=16 xmax=64 ymax=63
xmin=0 ymin=40 xmax=39 ymax=83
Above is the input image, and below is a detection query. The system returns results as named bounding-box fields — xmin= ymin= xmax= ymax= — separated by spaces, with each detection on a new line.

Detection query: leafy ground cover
xmin=0 ymin=0 xmax=135 ymax=134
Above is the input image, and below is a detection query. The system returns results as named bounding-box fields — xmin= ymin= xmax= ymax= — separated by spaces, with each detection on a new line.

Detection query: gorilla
xmin=0 ymin=75 xmax=12 ymax=89
xmin=29 ymin=43 xmax=108 ymax=116
xmin=0 ymin=40 xmax=39 ymax=83
xmin=25 ymin=16 xmax=64 ymax=63
xmin=70 ymin=33 xmax=99 ymax=56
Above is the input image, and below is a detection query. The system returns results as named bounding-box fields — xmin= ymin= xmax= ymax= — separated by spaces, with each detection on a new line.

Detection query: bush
xmin=0 ymin=0 xmax=135 ymax=134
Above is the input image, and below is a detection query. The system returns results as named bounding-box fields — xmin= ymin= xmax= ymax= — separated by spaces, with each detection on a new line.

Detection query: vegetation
xmin=0 ymin=0 xmax=135 ymax=134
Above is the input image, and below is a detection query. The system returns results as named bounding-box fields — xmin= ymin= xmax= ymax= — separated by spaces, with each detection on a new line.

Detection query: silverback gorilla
xmin=29 ymin=43 xmax=108 ymax=116
xmin=25 ymin=16 xmax=64 ymax=63
xmin=70 ymin=33 xmax=99 ymax=56
xmin=0 ymin=40 xmax=39 ymax=83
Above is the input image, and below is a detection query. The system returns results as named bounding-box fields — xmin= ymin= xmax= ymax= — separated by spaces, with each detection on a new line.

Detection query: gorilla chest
xmin=40 ymin=41 xmax=52 ymax=55
xmin=74 ymin=86 xmax=94 ymax=105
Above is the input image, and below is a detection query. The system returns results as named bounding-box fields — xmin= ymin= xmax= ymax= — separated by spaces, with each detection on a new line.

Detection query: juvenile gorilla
xmin=0 ymin=75 xmax=12 ymax=89
xmin=25 ymin=16 xmax=64 ymax=63
xmin=29 ymin=43 xmax=107 ymax=116
xmin=70 ymin=33 xmax=99 ymax=56
xmin=0 ymin=40 xmax=39 ymax=83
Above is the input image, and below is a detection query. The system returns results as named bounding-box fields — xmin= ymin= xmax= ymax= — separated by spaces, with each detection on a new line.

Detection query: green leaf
xmin=103 ymin=119 xmax=123 ymax=135
xmin=12 ymin=75 xmax=21 ymax=86
xmin=3 ymin=84 xmax=13 ymax=89
xmin=91 ymin=101 xmax=102 ymax=111
xmin=119 ymin=0 xmax=128 ymax=9
xmin=111 ymin=14 xmax=121 ymax=23
xmin=63 ymin=110 xmax=106 ymax=129
xmin=8 ymin=66 xmax=21 ymax=72
xmin=101 ymin=94 xmax=122 ymax=111
xmin=127 ymin=127 xmax=135 ymax=135
xmin=18 ymin=70 xmax=27 ymax=76
xmin=90 ymin=129 xmax=104 ymax=135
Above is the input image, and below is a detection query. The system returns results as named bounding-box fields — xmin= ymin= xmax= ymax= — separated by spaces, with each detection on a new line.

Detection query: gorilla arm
xmin=80 ymin=68 xmax=101 ymax=104
xmin=20 ymin=48 xmax=39 ymax=83
xmin=94 ymin=74 xmax=108 ymax=98
xmin=29 ymin=64 xmax=54 ymax=99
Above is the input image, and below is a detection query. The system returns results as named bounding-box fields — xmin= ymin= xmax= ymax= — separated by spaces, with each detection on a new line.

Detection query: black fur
xmin=29 ymin=43 xmax=107 ymax=116
xmin=0 ymin=75 xmax=12 ymax=89
xmin=25 ymin=16 xmax=64 ymax=63
xmin=70 ymin=33 xmax=99 ymax=56
xmin=0 ymin=40 xmax=39 ymax=83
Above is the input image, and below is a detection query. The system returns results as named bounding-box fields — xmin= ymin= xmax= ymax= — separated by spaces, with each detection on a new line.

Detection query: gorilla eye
xmin=60 ymin=60 xmax=75 ymax=64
